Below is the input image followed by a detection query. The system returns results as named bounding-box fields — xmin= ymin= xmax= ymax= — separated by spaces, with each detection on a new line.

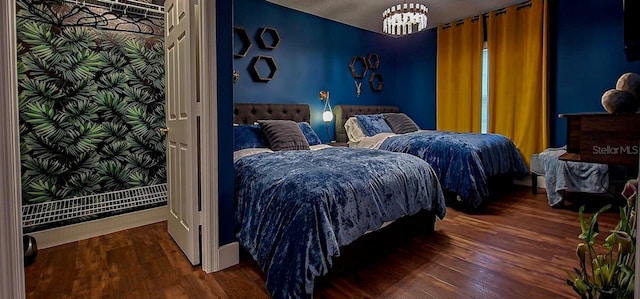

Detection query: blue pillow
xmin=297 ymin=122 xmax=322 ymax=146
xmin=355 ymin=114 xmax=393 ymax=136
xmin=234 ymin=124 xmax=270 ymax=151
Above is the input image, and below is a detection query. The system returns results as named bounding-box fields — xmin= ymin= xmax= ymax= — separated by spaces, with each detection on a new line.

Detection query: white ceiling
xmin=267 ymin=0 xmax=527 ymax=35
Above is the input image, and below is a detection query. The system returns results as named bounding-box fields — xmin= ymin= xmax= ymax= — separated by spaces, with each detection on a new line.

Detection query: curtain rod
xmin=440 ymin=0 xmax=533 ymax=28
xmin=61 ymin=0 xmax=164 ymax=19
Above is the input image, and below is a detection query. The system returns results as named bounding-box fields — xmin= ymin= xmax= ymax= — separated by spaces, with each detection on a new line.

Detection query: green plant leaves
xmin=95 ymin=90 xmax=129 ymax=125
xmin=23 ymin=101 xmax=69 ymax=142
xmin=18 ymin=14 xmax=166 ymax=205
xmin=569 ymin=202 xmax=635 ymax=299
xmin=19 ymin=22 xmax=64 ymax=63
xmin=578 ymin=204 xmax=610 ymax=244
xmin=98 ymin=160 xmax=130 ymax=190
xmin=64 ymin=172 xmax=102 ymax=197
xmin=62 ymin=100 xmax=100 ymax=126
xmin=101 ymin=141 xmax=131 ymax=162
xmin=59 ymin=50 xmax=102 ymax=83
xmin=27 ymin=179 xmax=69 ymax=204
xmin=23 ymin=157 xmax=67 ymax=188
xmin=19 ymin=78 xmax=62 ymax=106
xmin=60 ymin=122 xmax=105 ymax=157
xmin=97 ymin=72 xmax=129 ymax=93
xmin=59 ymin=27 xmax=97 ymax=53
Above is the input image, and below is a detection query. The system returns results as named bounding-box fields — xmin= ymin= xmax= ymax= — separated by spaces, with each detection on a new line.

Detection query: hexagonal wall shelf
xmin=349 ymin=56 xmax=368 ymax=79
xmin=366 ymin=53 xmax=380 ymax=70
xmin=369 ymin=72 xmax=384 ymax=92
xmin=249 ymin=55 xmax=278 ymax=82
xmin=234 ymin=27 xmax=252 ymax=58
xmin=256 ymin=27 xmax=280 ymax=50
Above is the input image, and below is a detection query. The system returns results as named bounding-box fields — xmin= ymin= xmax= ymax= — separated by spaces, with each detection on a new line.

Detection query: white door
xmin=164 ymin=0 xmax=200 ymax=265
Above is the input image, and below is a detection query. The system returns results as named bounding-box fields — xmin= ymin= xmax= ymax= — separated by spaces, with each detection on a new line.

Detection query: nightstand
xmin=328 ymin=141 xmax=348 ymax=147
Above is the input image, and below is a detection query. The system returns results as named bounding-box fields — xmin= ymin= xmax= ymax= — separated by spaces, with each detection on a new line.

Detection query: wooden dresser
xmin=559 ymin=113 xmax=640 ymax=166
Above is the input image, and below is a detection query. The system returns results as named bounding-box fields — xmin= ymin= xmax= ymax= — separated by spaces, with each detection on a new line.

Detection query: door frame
xmin=0 ymin=0 xmax=26 ymax=298
xmin=199 ymin=0 xmax=218 ymax=272
xmin=199 ymin=0 xmax=238 ymax=272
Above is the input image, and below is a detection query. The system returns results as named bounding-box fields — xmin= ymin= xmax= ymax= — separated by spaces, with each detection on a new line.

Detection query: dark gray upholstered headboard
xmin=334 ymin=105 xmax=400 ymax=142
xmin=233 ymin=103 xmax=310 ymax=124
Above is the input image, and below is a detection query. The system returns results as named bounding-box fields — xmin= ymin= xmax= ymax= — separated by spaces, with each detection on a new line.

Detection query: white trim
xmin=198 ymin=0 xmax=231 ymax=272
xmin=0 ymin=0 xmax=26 ymax=298
xmin=217 ymin=241 xmax=240 ymax=270
xmin=29 ymin=206 xmax=167 ymax=249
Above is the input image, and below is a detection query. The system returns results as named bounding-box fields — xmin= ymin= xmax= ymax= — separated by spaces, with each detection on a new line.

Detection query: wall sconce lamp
xmin=319 ymin=90 xmax=333 ymax=122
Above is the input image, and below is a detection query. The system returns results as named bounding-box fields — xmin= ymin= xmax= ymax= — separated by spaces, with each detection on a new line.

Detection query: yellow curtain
xmin=487 ymin=0 xmax=548 ymax=167
xmin=436 ymin=17 xmax=483 ymax=132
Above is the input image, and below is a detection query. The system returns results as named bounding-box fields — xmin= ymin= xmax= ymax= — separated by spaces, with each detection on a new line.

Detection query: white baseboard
xmin=216 ymin=241 xmax=239 ymax=271
xmin=29 ymin=206 xmax=167 ymax=249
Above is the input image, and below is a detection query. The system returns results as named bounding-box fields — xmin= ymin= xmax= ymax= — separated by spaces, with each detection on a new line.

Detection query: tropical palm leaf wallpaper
xmin=17 ymin=0 xmax=166 ymax=216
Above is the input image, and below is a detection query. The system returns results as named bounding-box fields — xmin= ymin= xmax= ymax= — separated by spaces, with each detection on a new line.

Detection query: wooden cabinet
xmin=559 ymin=113 xmax=640 ymax=166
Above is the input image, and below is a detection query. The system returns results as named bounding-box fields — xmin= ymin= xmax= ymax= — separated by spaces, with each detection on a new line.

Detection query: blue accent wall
xmin=551 ymin=0 xmax=640 ymax=146
xmin=233 ymin=0 xmax=438 ymax=141
xmin=217 ymin=0 xmax=235 ymax=245
xmin=386 ymin=30 xmax=438 ymax=130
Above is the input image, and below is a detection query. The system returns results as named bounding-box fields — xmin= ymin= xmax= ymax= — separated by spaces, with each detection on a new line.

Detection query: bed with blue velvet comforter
xmin=234 ymin=147 xmax=446 ymax=298
xmin=379 ymin=131 xmax=528 ymax=208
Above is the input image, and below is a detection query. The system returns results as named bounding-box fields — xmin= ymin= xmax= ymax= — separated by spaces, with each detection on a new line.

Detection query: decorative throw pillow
xmin=233 ymin=124 xmax=270 ymax=151
xmin=384 ymin=113 xmax=420 ymax=134
xmin=257 ymin=120 xmax=310 ymax=151
xmin=355 ymin=114 xmax=393 ymax=136
xmin=344 ymin=117 xmax=366 ymax=141
xmin=297 ymin=122 xmax=322 ymax=146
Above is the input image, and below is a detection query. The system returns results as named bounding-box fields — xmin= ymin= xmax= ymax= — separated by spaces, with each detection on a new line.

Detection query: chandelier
xmin=382 ymin=2 xmax=428 ymax=36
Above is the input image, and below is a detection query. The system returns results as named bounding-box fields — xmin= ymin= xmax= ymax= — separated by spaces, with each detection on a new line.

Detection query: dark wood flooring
xmin=24 ymin=186 xmax=622 ymax=298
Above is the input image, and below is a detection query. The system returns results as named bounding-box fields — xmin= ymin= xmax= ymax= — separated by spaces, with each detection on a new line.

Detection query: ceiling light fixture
xmin=382 ymin=1 xmax=428 ymax=36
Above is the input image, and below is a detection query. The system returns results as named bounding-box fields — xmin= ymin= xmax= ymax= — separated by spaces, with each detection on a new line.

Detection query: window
xmin=481 ymin=47 xmax=488 ymax=134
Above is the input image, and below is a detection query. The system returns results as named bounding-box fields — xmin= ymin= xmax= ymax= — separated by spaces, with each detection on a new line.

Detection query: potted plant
xmin=566 ymin=179 xmax=637 ymax=298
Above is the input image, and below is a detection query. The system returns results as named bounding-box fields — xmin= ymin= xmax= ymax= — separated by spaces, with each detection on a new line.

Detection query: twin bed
xmin=232 ymin=103 xmax=447 ymax=298
xmin=335 ymin=105 xmax=529 ymax=209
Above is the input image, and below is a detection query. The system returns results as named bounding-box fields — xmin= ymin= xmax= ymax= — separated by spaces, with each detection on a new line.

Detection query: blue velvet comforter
xmin=234 ymin=147 xmax=446 ymax=298
xmin=380 ymin=131 xmax=528 ymax=208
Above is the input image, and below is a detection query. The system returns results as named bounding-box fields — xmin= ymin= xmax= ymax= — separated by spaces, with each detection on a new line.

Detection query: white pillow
xmin=233 ymin=148 xmax=273 ymax=162
xmin=344 ymin=117 xmax=365 ymax=141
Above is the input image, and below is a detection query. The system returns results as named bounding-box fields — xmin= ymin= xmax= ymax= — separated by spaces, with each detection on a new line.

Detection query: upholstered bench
xmin=530 ymin=147 xmax=610 ymax=207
